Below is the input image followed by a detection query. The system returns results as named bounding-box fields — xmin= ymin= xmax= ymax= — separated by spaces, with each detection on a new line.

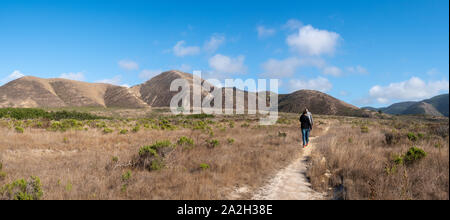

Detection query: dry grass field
xmin=0 ymin=108 xmax=328 ymax=200
xmin=307 ymin=115 xmax=449 ymax=200
xmin=0 ymin=108 xmax=448 ymax=200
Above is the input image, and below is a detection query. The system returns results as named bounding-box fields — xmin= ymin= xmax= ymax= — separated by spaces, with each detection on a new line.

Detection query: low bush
xmin=403 ymin=147 xmax=427 ymax=164
xmin=0 ymin=176 xmax=43 ymax=200
xmin=407 ymin=132 xmax=418 ymax=142
xmin=360 ymin=126 xmax=369 ymax=133
xmin=177 ymin=136 xmax=194 ymax=147
xmin=103 ymin=128 xmax=113 ymax=134
xmin=206 ymin=139 xmax=220 ymax=148
xmin=15 ymin=126 xmax=24 ymax=133
xmin=133 ymin=141 xmax=173 ymax=171
xmin=199 ymin=163 xmax=210 ymax=170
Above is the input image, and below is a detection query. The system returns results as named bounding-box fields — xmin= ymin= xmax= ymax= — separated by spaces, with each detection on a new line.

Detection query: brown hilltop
xmin=0 ymin=76 xmax=148 ymax=108
xmin=278 ymin=90 xmax=368 ymax=117
xmin=133 ymin=70 xmax=270 ymax=110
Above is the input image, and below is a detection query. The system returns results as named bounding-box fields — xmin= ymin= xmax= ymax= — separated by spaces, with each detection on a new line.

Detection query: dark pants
xmin=302 ymin=128 xmax=310 ymax=146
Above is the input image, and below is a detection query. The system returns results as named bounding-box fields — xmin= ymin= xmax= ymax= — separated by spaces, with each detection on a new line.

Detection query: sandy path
xmin=252 ymin=126 xmax=329 ymax=200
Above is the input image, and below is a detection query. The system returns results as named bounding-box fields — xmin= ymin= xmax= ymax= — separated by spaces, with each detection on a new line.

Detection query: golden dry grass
xmin=0 ymin=112 xmax=325 ymax=200
xmin=307 ymin=116 xmax=449 ymax=200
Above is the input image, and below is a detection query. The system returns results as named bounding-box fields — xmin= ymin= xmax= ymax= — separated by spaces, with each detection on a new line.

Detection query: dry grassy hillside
xmin=278 ymin=90 xmax=369 ymax=117
xmin=0 ymin=76 xmax=148 ymax=109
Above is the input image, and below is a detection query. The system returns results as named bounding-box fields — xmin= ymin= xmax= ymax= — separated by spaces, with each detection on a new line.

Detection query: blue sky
xmin=0 ymin=0 xmax=448 ymax=107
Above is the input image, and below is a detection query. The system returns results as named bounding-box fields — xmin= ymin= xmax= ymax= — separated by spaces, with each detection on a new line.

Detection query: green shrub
xmin=177 ymin=136 xmax=194 ymax=147
xmin=134 ymin=141 xmax=173 ymax=171
xmin=207 ymin=139 xmax=220 ymax=148
xmin=241 ymin=122 xmax=250 ymax=128
xmin=65 ymin=181 xmax=72 ymax=192
xmin=121 ymin=170 xmax=132 ymax=182
xmin=0 ymin=176 xmax=43 ymax=200
xmin=227 ymin=138 xmax=235 ymax=144
xmin=159 ymin=119 xmax=176 ymax=130
xmin=407 ymin=132 xmax=418 ymax=142
xmin=404 ymin=147 xmax=427 ymax=164
xmin=119 ymin=129 xmax=128 ymax=135
xmin=199 ymin=163 xmax=210 ymax=170
xmin=103 ymin=127 xmax=113 ymax=134
xmin=278 ymin=131 xmax=287 ymax=137
xmin=15 ymin=126 xmax=24 ymax=133
xmin=360 ymin=126 xmax=369 ymax=133
xmin=112 ymin=156 xmax=119 ymax=163
xmin=417 ymin=133 xmax=425 ymax=139
xmin=132 ymin=126 xmax=140 ymax=133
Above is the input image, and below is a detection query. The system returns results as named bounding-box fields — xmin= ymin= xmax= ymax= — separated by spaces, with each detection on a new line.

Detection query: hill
xmin=278 ymin=90 xmax=368 ymax=117
xmin=0 ymin=76 xmax=148 ymax=108
xmin=363 ymin=93 xmax=449 ymax=117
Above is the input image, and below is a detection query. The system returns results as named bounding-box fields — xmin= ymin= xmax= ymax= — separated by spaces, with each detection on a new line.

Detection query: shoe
xmin=306 ymin=143 xmax=309 ymax=147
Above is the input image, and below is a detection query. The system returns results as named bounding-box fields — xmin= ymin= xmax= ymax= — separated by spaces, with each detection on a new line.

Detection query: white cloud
xmin=209 ymin=54 xmax=247 ymax=74
xmin=286 ymin=25 xmax=340 ymax=56
xmin=257 ymin=26 xmax=276 ymax=38
xmin=262 ymin=57 xmax=302 ymax=77
xmin=426 ymin=68 xmax=440 ymax=76
xmin=288 ymin=77 xmax=332 ymax=93
xmin=368 ymin=77 xmax=449 ymax=104
xmin=59 ymin=72 xmax=85 ymax=81
xmin=204 ymin=34 xmax=225 ymax=53
xmin=323 ymin=66 xmax=342 ymax=76
xmin=118 ymin=60 xmax=139 ymax=71
xmin=283 ymin=19 xmax=303 ymax=30
xmin=347 ymin=65 xmax=368 ymax=74
xmin=1 ymin=70 xmax=25 ymax=85
xmin=96 ymin=75 xmax=123 ymax=85
xmin=179 ymin=64 xmax=192 ymax=73
xmin=261 ymin=57 xmax=325 ymax=77
xmin=139 ymin=69 xmax=163 ymax=80
xmin=173 ymin=41 xmax=200 ymax=57
xmin=339 ymin=90 xmax=349 ymax=96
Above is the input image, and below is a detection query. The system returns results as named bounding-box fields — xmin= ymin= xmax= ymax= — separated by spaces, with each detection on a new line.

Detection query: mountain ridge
xmin=363 ymin=93 xmax=449 ymax=117
xmin=1 ymin=70 xmax=371 ymax=117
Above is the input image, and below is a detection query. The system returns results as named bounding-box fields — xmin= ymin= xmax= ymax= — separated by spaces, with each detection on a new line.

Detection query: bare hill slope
xmin=0 ymin=76 xmax=148 ymax=108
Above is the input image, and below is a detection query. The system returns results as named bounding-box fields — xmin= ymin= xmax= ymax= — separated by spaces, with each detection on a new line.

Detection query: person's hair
xmin=303 ymin=108 xmax=308 ymax=115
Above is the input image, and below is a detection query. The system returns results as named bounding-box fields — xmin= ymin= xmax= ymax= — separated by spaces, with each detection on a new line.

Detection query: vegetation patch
xmin=0 ymin=108 xmax=108 ymax=120
xmin=186 ymin=113 xmax=215 ymax=119
xmin=133 ymin=141 xmax=174 ymax=171
xmin=0 ymin=176 xmax=43 ymax=200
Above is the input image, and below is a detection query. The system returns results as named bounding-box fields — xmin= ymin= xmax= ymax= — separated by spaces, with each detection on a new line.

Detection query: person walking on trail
xmin=299 ymin=108 xmax=313 ymax=148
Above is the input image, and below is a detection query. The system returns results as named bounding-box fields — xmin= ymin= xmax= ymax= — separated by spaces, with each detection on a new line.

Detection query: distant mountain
xmin=423 ymin=94 xmax=449 ymax=117
xmin=0 ymin=76 xmax=148 ymax=108
xmin=363 ymin=93 xmax=449 ymax=117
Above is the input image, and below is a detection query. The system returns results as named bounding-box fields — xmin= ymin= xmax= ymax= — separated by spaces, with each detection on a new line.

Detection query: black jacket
xmin=299 ymin=114 xmax=312 ymax=129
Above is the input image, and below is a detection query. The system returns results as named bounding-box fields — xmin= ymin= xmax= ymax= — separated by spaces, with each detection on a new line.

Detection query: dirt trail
xmin=252 ymin=126 xmax=329 ymax=200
